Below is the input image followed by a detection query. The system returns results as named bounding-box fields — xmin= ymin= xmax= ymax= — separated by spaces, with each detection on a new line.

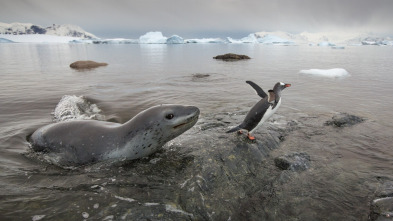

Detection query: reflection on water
xmin=0 ymin=43 xmax=392 ymax=220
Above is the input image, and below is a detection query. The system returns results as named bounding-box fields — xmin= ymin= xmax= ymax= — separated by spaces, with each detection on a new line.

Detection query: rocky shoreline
xmin=20 ymin=110 xmax=392 ymax=220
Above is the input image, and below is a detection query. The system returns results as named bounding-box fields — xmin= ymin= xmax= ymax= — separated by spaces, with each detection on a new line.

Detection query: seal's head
xmin=157 ymin=104 xmax=200 ymax=140
xmin=127 ymin=104 xmax=200 ymax=144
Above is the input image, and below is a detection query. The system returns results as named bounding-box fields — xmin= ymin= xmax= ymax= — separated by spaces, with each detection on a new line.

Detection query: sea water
xmin=0 ymin=43 xmax=392 ymax=220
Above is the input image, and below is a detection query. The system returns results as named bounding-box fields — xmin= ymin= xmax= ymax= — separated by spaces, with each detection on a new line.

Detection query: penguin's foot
xmin=237 ymin=130 xmax=243 ymax=135
xmin=247 ymin=134 xmax=255 ymax=140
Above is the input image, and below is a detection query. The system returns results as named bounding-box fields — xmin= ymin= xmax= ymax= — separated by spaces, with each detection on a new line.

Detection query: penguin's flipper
xmin=226 ymin=126 xmax=241 ymax=133
xmin=246 ymin=81 xmax=267 ymax=98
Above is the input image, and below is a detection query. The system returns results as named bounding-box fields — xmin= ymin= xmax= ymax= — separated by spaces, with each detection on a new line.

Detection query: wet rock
xmin=83 ymin=111 xmax=287 ymax=220
xmin=325 ymin=112 xmax=365 ymax=127
xmin=370 ymin=197 xmax=393 ymax=221
xmin=274 ymin=152 xmax=311 ymax=171
xmin=70 ymin=60 xmax=108 ymax=70
xmin=213 ymin=53 xmax=251 ymax=61
xmin=23 ymin=111 xmax=375 ymax=220
xmin=192 ymin=73 xmax=210 ymax=78
xmin=369 ymin=181 xmax=393 ymax=221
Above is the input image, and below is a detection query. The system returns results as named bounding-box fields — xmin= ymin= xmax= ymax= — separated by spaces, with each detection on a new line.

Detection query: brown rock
xmin=70 ymin=60 xmax=108 ymax=69
xmin=213 ymin=53 xmax=250 ymax=61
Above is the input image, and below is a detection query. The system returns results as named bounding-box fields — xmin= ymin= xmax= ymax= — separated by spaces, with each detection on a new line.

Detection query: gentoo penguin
xmin=226 ymin=81 xmax=291 ymax=140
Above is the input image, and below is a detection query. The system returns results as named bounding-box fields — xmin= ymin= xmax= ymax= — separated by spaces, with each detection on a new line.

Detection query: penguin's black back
xmin=240 ymin=97 xmax=271 ymax=131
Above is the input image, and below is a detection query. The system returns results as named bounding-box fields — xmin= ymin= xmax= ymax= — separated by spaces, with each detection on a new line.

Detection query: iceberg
xmin=317 ymin=41 xmax=336 ymax=47
xmin=257 ymin=34 xmax=295 ymax=45
xmin=139 ymin=31 xmax=167 ymax=44
xmin=166 ymin=35 xmax=184 ymax=44
xmin=227 ymin=33 xmax=258 ymax=43
xmin=299 ymin=68 xmax=349 ymax=78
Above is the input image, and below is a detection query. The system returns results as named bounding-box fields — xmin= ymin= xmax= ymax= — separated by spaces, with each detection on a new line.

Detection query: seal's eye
xmin=165 ymin=114 xmax=174 ymax=120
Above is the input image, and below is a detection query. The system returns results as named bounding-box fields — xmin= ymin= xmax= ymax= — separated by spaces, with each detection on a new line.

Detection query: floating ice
xmin=91 ymin=38 xmax=138 ymax=44
xmin=257 ymin=34 xmax=295 ymax=45
xmin=299 ymin=68 xmax=349 ymax=78
xmin=0 ymin=34 xmax=81 ymax=43
xmin=0 ymin=38 xmax=14 ymax=43
xmin=53 ymin=95 xmax=105 ymax=122
xmin=166 ymin=35 xmax=184 ymax=44
xmin=331 ymin=46 xmax=345 ymax=49
xmin=139 ymin=31 xmax=167 ymax=44
xmin=318 ymin=41 xmax=336 ymax=47
xmin=185 ymin=38 xmax=227 ymax=44
xmin=227 ymin=33 xmax=258 ymax=43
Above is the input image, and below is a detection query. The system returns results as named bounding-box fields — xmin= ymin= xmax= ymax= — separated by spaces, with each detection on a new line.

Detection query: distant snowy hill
xmin=0 ymin=22 xmax=97 ymax=39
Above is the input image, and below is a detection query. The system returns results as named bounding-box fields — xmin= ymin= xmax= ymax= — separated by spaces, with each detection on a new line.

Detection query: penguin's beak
xmin=284 ymin=84 xmax=291 ymax=88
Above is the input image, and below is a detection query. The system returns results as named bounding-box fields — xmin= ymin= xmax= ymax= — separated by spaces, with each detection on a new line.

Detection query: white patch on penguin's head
xmin=280 ymin=82 xmax=285 ymax=86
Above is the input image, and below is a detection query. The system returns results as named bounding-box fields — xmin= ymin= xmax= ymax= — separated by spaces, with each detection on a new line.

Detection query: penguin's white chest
xmin=251 ymin=98 xmax=281 ymax=133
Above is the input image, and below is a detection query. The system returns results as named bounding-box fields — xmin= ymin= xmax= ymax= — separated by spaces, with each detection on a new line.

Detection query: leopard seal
xmin=29 ymin=104 xmax=200 ymax=166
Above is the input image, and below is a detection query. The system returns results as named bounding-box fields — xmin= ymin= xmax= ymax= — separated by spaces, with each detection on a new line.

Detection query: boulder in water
xmin=213 ymin=53 xmax=250 ymax=61
xmin=325 ymin=113 xmax=365 ymax=127
xmin=70 ymin=60 xmax=108 ymax=70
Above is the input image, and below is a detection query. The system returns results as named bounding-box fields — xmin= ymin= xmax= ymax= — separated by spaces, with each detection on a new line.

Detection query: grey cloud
xmin=1 ymin=0 xmax=392 ymax=38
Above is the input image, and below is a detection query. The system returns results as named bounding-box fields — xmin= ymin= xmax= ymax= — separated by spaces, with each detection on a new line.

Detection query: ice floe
xmin=139 ymin=31 xmax=167 ymax=44
xmin=0 ymin=34 xmax=80 ymax=43
xmin=257 ymin=34 xmax=295 ymax=45
xmin=227 ymin=33 xmax=258 ymax=43
xmin=317 ymin=41 xmax=336 ymax=47
xmin=185 ymin=38 xmax=227 ymax=44
xmin=299 ymin=68 xmax=349 ymax=78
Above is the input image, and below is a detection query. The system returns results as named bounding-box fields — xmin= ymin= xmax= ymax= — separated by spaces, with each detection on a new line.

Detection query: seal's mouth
xmin=173 ymin=112 xmax=199 ymax=129
xmin=173 ymin=122 xmax=188 ymax=129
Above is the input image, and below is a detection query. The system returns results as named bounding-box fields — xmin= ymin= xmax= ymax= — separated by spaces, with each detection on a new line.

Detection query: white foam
xmin=32 ymin=215 xmax=46 ymax=221
xmin=114 ymin=195 xmax=136 ymax=202
xmin=299 ymin=68 xmax=349 ymax=78
xmin=53 ymin=95 xmax=105 ymax=122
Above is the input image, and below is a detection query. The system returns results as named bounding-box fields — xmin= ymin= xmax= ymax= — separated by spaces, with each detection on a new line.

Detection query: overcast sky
xmin=1 ymin=0 xmax=392 ymax=38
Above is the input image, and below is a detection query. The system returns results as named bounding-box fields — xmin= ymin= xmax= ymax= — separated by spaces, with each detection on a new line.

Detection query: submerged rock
xmin=325 ymin=112 xmax=365 ymax=127
xmin=192 ymin=73 xmax=210 ymax=79
xmin=213 ymin=53 xmax=251 ymax=61
xmin=369 ymin=181 xmax=393 ymax=221
xmin=274 ymin=152 xmax=311 ymax=171
xmin=69 ymin=60 xmax=108 ymax=70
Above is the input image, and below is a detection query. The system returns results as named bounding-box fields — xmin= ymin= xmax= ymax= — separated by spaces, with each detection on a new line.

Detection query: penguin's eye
xmin=165 ymin=114 xmax=174 ymax=120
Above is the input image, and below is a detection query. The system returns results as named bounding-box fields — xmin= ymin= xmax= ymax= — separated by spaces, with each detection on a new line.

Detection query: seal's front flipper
xmin=246 ymin=81 xmax=267 ymax=98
